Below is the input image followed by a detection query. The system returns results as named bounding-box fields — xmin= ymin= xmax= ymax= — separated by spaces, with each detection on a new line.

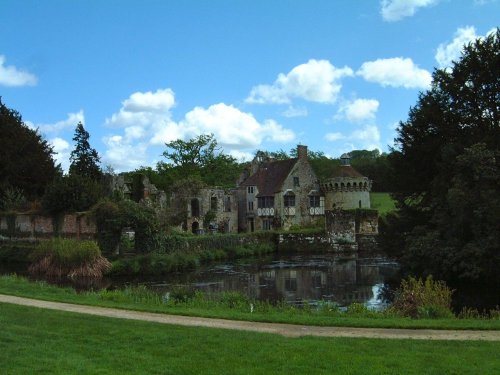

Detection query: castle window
xmin=284 ymin=191 xmax=295 ymax=207
xmin=293 ymin=177 xmax=300 ymax=187
xmin=309 ymin=195 xmax=320 ymax=208
xmin=262 ymin=219 xmax=272 ymax=230
xmin=258 ymin=196 xmax=274 ymax=208
xmin=248 ymin=201 xmax=254 ymax=211
xmin=247 ymin=186 xmax=254 ymax=194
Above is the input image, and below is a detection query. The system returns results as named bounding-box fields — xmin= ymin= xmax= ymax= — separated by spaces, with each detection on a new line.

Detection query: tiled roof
xmin=329 ymin=165 xmax=364 ymax=178
xmin=241 ymin=158 xmax=298 ymax=196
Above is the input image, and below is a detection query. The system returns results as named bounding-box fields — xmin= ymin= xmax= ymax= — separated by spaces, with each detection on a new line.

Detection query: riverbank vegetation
xmin=1 ymin=275 xmax=498 ymax=330
xmin=2 ymin=302 xmax=499 ymax=375
xmin=28 ymin=238 xmax=111 ymax=278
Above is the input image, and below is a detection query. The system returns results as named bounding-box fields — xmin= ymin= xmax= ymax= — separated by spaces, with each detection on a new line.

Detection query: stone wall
xmin=0 ymin=213 xmax=96 ymax=240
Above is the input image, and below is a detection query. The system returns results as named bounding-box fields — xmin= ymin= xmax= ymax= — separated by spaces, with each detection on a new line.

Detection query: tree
xmin=0 ymin=98 xmax=58 ymax=206
xmin=161 ymin=134 xmax=242 ymax=187
xmin=69 ymin=122 xmax=102 ymax=180
xmin=381 ymin=29 xmax=500 ymax=286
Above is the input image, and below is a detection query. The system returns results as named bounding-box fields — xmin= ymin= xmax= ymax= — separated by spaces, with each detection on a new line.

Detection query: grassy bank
xmin=1 ymin=275 xmax=498 ymax=330
xmin=110 ymin=242 xmax=275 ymax=276
xmin=370 ymin=192 xmax=396 ymax=215
xmin=1 ymin=302 xmax=499 ymax=375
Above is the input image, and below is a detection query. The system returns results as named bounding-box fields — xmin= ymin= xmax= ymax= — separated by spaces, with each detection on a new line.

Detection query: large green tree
xmin=161 ymin=134 xmax=242 ymax=188
xmin=69 ymin=122 xmax=102 ymax=180
xmin=381 ymin=29 xmax=500 ymax=285
xmin=0 ymin=98 xmax=58 ymax=207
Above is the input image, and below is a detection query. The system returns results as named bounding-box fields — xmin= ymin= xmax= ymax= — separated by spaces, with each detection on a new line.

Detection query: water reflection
xmin=145 ymin=253 xmax=399 ymax=309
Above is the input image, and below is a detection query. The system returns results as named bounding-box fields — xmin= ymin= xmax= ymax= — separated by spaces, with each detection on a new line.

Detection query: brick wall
xmin=0 ymin=213 xmax=96 ymax=240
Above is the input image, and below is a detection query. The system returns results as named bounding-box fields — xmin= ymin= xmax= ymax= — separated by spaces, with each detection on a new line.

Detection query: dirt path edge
xmin=1 ymin=294 xmax=499 ymax=341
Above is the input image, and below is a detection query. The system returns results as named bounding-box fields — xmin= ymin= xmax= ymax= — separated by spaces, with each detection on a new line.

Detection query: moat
xmin=113 ymin=252 xmax=399 ymax=309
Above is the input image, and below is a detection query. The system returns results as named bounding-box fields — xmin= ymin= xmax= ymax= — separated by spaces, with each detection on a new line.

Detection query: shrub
xmin=389 ymin=276 xmax=454 ymax=319
xmin=29 ymin=238 xmax=111 ymax=278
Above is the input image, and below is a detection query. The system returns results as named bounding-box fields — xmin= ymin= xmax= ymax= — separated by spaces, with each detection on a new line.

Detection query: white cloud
xmin=0 ymin=55 xmax=38 ymax=87
xmin=103 ymin=89 xmax=296 ymax=171
xmin=122 ymin=89 xmax=175 ymax=113
xmin=357 ymin=57 xmax=432 ymax=89
xmin=106 ymin=88 xmax=176 ymax=129
xmin=380 ymin=0 xmax=438 ymax=22
xmin=27 ymin=110 xmax=85 ymax=134
xmin=246 ymin=59 xmax=353 ymax=104
xmin=228 ymin=150 xmax=255 ymax=162
xmin=50 ymin=137 xmax=71 ymax=172
xmin=325 ymin=124 xmax=381 ymax=150
xmin=325 ymin=132 xmax=345 ymax=141
xmin=336 ymin=99 xmax=379 ymax=123
xmin=102 ymin=135 xmax=149 ymax=172
xmin=152 ymin=103 xmax=295 ymax=149
xmin=435 ymin=26 xmax=498 ymax=68
xmin=282 ymin=106 xmax=308 ymax=118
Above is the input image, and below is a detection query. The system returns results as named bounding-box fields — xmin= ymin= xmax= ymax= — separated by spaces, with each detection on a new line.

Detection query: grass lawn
xmin=370 ymin=192 xmax=396 ymax=215
xmin=1 ymin=302 xmax=499 ymax=375
xmin=1 ymin=275 xmax=499 ymax=331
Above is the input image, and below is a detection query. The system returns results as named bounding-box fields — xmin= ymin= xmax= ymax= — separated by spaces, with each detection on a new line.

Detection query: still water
xmin=1 ymin=252 xmax=399 ymax=309
xmin=126 ymin=253 xmax=399 ymax=309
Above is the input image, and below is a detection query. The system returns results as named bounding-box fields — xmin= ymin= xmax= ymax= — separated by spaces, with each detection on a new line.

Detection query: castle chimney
xmin=297 ymin=145 xmax=308 ymax=160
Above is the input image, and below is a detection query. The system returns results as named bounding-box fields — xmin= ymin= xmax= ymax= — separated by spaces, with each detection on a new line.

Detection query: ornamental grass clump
xmin=29 ymin=238 xmax=111 ymax=278
xmin=389 ymin=275 xmax=454 ymax=319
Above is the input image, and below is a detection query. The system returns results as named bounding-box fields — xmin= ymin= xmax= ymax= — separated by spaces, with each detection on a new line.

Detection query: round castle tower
xmin=321 ymin=153 xmax=372 ymax=209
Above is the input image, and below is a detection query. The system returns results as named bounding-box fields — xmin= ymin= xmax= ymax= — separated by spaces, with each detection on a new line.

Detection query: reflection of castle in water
xmin=191 ymin=256 xmax=398 ymax=307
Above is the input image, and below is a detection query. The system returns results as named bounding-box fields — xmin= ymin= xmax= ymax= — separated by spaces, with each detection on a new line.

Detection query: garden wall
xmin=0 ymin=213 xmax=96 ymax=240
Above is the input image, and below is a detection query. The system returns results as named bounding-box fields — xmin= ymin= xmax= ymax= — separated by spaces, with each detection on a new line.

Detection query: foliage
xmin=161 ymin=133 xmax=242 ymax=188
xmin=389 ymin=276 xmax=454 ymax=319
xmin=91 ymin=198 xmax=159 ymax=255
xmin=69 ymin=122 xmax=102 ymax=180
xmin=0 ymin=99 xmax=59 ymax=203
xmin=350 ymin=151 xmax=392 ymax=192
xmin=109 ymin=240 xmax=275 ymax=276
xmin=0 ymin=186 xmax=28 ymax=211
xmin=42 ymin=174 xmax=104 ymax=214
xmin=382 ymin=29 xmax=500 ymax=285
xmin=28 ymin=238 xmax=111 ymax=278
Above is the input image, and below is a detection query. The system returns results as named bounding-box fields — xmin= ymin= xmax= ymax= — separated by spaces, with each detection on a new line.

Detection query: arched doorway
xmin=191 ymin=221 xmax=199 ymax=234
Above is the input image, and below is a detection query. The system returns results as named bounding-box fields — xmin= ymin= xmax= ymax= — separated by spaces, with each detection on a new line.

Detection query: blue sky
xmin=1 ymin=0 xmax=498 ymax=172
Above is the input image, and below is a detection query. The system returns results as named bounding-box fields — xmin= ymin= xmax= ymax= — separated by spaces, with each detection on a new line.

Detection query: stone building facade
xmin=238 ymin=145 xmax=325 ymax=232
xmin=185 ymin=188 xmax=239 ymax=233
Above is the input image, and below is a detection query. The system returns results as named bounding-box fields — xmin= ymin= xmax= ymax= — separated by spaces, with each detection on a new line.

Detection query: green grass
xmin=370 ymin=192 xmax=396 ymax=215
xmin=1 ymin=302 xmax=499 ymax=374
xmin=1 ymin=275 xmax=499 ymax=331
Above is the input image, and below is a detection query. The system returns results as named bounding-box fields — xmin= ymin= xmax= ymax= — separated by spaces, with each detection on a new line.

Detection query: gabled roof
xmin=329 ymin=165 xmax=365 ymax=178
xmin=241 ymin=158 xmax=298 ymax=196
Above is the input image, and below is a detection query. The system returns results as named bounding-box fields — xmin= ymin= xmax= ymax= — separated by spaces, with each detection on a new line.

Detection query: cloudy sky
xmin=1 ymin=0 xmax=498 ymax=172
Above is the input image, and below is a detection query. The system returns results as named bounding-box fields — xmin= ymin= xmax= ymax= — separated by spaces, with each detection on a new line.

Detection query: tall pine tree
xmin=69 ymin=122 xmax=102 ymax=180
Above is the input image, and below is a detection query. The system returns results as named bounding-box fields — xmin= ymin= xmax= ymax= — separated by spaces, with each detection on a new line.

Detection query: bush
xmin=29 ymin=238 xmax=111 ymax=278
xmin=389 ymin=276 xmax=454 ymax=319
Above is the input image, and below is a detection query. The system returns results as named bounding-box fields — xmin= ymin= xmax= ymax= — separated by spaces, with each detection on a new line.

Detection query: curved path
xmin=1 ymin=294 xmax=499 ymax=341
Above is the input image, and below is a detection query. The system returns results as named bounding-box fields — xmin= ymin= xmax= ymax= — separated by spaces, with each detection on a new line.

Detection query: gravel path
xmin=1 ymin=294 xmax=499 ymax=341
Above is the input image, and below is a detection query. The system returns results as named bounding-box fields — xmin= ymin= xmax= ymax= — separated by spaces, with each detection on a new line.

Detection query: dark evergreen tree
xmin=381 ymin=29 xmax=500 ymax=286
xmin=69 ymin=122 xmax=102 ymax=180
xmin=0 ymin=98 xmax=58 ymax=206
